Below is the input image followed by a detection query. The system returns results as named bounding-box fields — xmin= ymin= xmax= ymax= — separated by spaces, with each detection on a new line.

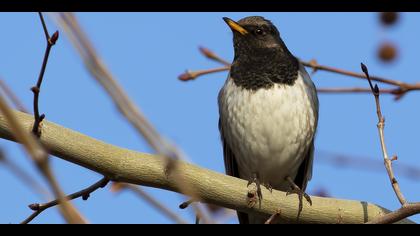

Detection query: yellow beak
xmin=223 ymin=17 xmax=248 ymax=36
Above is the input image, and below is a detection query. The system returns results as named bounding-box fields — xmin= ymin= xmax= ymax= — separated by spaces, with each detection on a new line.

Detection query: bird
xmin=218 ymin=16 xmax=319 ymax=224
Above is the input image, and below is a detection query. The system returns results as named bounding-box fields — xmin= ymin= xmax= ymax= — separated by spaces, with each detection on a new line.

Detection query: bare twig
xmin=199 ymin=46 xmax=231 ymax=66
xmin=178 ymin=67 xmax=229 ymax=81
xmin=32 ymin=13 xmax=59 ymax=137
xmin=0 ymin=80 xmax=28 ymax=113
xmin=264 ymin=210 xmax=281 ymax=224
xmin=361 ymin=63 xmax=420 ymax=224
xmin=179 ymin=47 xmax=420 ymax=100
xmin=179 ymin=199 xmax=195 ymax=209
xmin=21 ymin=177 xmax=109 ymax=224
xmin=6 ymin=12 xmax=87 ymax=224
xmin=361 ymin=63 xmax=407 ymax=205
xmin=302 ymin=60 xmax=403 ymax=86
xmin=112 ymin=182 xmax=188 ymax=224
xmin=51 ymin=12 xmax=211 ymax=223
xmin=366 ymin=203 xmax=420 ymax=224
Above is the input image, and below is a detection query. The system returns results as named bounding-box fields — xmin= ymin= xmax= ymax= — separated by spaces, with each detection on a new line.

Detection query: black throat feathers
xmin=230 ymin=48 xmax=299 ymax=91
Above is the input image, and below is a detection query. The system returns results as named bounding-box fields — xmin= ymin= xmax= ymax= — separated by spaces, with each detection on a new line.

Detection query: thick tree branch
xmin=0 ymin=110 xmax=415 ymax=224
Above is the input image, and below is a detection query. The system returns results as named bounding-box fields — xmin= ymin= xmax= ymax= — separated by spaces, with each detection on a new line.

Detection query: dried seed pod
xmin=378 ymin=42 xmax=398 ymax=62
xmin=380 ymin=12 xmax=399 ymax=26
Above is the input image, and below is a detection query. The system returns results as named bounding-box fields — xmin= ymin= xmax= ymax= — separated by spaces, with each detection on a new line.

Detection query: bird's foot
xmin=247 ymin=173 xmax=262 ymax=208
xmin=285 ymin=176 xmax=312 ymax=219
xmin=263 ymin=182 xmax=273 ymax=193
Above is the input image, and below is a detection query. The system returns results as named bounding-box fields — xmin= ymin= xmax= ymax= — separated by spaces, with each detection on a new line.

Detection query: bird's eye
xmin=254 ymin=28 xmax=265 ymax=36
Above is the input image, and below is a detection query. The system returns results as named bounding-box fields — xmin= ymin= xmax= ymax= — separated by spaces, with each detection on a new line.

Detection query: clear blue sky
xmin=1 ymin=12 xmax=419 ymax=224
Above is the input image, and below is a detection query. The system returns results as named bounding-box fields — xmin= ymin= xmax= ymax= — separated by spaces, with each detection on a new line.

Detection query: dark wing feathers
xmin=219 ymin=118 xmax=250 ymax=224
xmin=294 ymin=139 xmax=315 ymax=191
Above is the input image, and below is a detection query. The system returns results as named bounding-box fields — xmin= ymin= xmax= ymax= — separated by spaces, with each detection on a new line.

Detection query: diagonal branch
xmin=0 ymin=109 xmax=416 ymax=224
xmin=21 ymin=177 xmax=109 ymax=224
xmin=361 ymin=63 xmax=420 ymax=224
xmin=361 ymin=63 xmax=407 ymax=205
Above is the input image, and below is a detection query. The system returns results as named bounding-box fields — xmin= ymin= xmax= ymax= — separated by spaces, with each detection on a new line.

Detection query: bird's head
xmin=223 ymin=16 xmax=288 ymax=58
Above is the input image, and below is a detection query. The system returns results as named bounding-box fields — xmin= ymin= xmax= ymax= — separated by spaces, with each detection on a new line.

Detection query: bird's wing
xmin=294 ymin=63 xmax=318 ymax=191
xmin=219 ymin=118 xmax=250 ymax=224
xmin=294 ymin=138 xmax=315 ymax=191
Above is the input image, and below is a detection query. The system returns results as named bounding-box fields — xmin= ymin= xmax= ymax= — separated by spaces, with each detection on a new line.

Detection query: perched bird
xmin=218 ymin=16 xmax=319 ymax=224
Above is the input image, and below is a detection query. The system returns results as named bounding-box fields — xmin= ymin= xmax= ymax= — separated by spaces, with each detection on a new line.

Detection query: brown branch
xmin=21 ymin=177 xmax=109 ymax=224
xmin=179 ymin=47 xmax=420 ymax=100
xmin=264 ymin=209 xmax=281 ymax=224
xmin=316 ymin=87 xmax=411 ymax=99
xmin=361 ymin=63 xmax=420 ymax=224
xmin=366 ymin=203 xmax=420 ymax=224
xmin=112 ymin=182 xmax=188 ymax=224
xmin=199 ymin=46 xmax=231 ymax=66
xmin=302 ymin=60 xmax=403 ymax=87
xmin=178 ymin=67 xmax=229 ymax=81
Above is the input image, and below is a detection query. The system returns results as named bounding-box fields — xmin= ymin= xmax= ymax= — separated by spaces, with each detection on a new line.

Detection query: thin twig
xmin=32 ymin=13 xmax=59 ymax=137
xmin=302 ymin=60 xmax=404 ymax=87
xmin=51 ymin=12 xmax=212 ymax=223
xmin=180 ymin=47 xmax=420 ymax=100
xmin=316 ymin=87 xmax=412 ymax=99
xmin=361 ymin=63 xmax=420 ymax=224
xmin=361 ymin=63 xmax=407 ymax=205
xmin=5 ymin=12 xmax=87 ymax=224
xmin=264 ymin=210 xmax=281 ymax=224
xmin=199 ymin=46 xmax=231 ymax=66
xmin=178 ymin=67 xmax=229 ymax=81
xmin=0 ymin=80 xmax=28 ymax=113
xmin=112 ymin=182 xmax=188 ymax=224
xmin=21 ymin=177 xmax=109 ymax=224
xmin=366 ymin=203 xmax=420 ymax=224
xmin=179 ymin=199 xmax=195 ymax=209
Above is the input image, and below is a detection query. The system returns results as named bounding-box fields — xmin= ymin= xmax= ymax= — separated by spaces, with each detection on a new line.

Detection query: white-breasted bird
xmin=218 ymin=16 xmax=319 ymax=224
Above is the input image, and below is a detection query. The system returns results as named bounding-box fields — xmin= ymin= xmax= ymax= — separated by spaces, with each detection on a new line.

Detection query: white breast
xmin=218 ymin=66 xmax=318 ymax=190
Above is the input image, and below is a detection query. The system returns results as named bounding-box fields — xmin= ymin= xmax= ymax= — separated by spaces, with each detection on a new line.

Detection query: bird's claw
xmin=285 ymin=176 xmax=312 ymax=219
xmin=247 ymin=173 xmax=263 ymax=207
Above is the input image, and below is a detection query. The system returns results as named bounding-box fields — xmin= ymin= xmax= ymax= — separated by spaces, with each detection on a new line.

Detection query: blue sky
xmin=1 ymin=12 xmax=419 ymax=224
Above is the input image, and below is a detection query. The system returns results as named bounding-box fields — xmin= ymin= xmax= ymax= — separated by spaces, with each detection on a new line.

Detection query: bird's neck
xmin=230 ymin=47 xmax=299 ymax=91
